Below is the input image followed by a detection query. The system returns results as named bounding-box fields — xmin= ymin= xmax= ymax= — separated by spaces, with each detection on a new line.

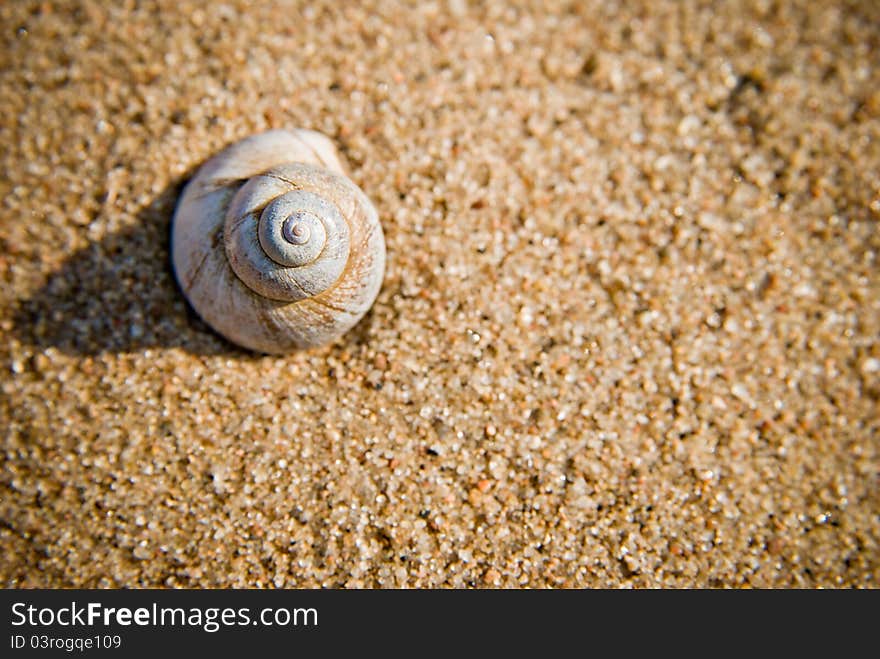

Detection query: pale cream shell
xmin=171 ymin=129 xmax=385 ymax=354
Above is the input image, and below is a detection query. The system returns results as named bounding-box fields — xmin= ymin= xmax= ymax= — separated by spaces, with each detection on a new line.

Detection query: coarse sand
xmin=1 ymin=0 xmax=878 ymax=587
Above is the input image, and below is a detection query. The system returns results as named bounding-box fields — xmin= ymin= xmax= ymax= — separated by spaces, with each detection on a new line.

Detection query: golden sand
xmin=2 ymin=0 xmax=878 ymax=587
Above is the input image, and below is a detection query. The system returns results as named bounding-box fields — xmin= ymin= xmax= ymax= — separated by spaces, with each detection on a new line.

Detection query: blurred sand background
xmin=1 ymin=0 xmax=878 ymax=587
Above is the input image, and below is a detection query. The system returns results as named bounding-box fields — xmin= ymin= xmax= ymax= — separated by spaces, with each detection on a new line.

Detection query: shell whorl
xmin=171 ymin=129 xmax=385 ymax=354
xmin=224 ymin=167 xmax=351 ymax=302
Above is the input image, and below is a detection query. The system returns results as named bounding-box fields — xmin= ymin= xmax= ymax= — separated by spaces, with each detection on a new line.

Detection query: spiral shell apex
xmin=171 ymin=129 xmax=385 ymax=354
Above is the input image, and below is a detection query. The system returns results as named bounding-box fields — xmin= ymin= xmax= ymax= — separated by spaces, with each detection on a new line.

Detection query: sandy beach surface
xmin=2 ymin=0 xmax=878 ymax=587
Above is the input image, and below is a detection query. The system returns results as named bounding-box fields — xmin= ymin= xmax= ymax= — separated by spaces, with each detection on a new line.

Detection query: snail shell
xmin=171 ymin=129 xmax=385 ymax=354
